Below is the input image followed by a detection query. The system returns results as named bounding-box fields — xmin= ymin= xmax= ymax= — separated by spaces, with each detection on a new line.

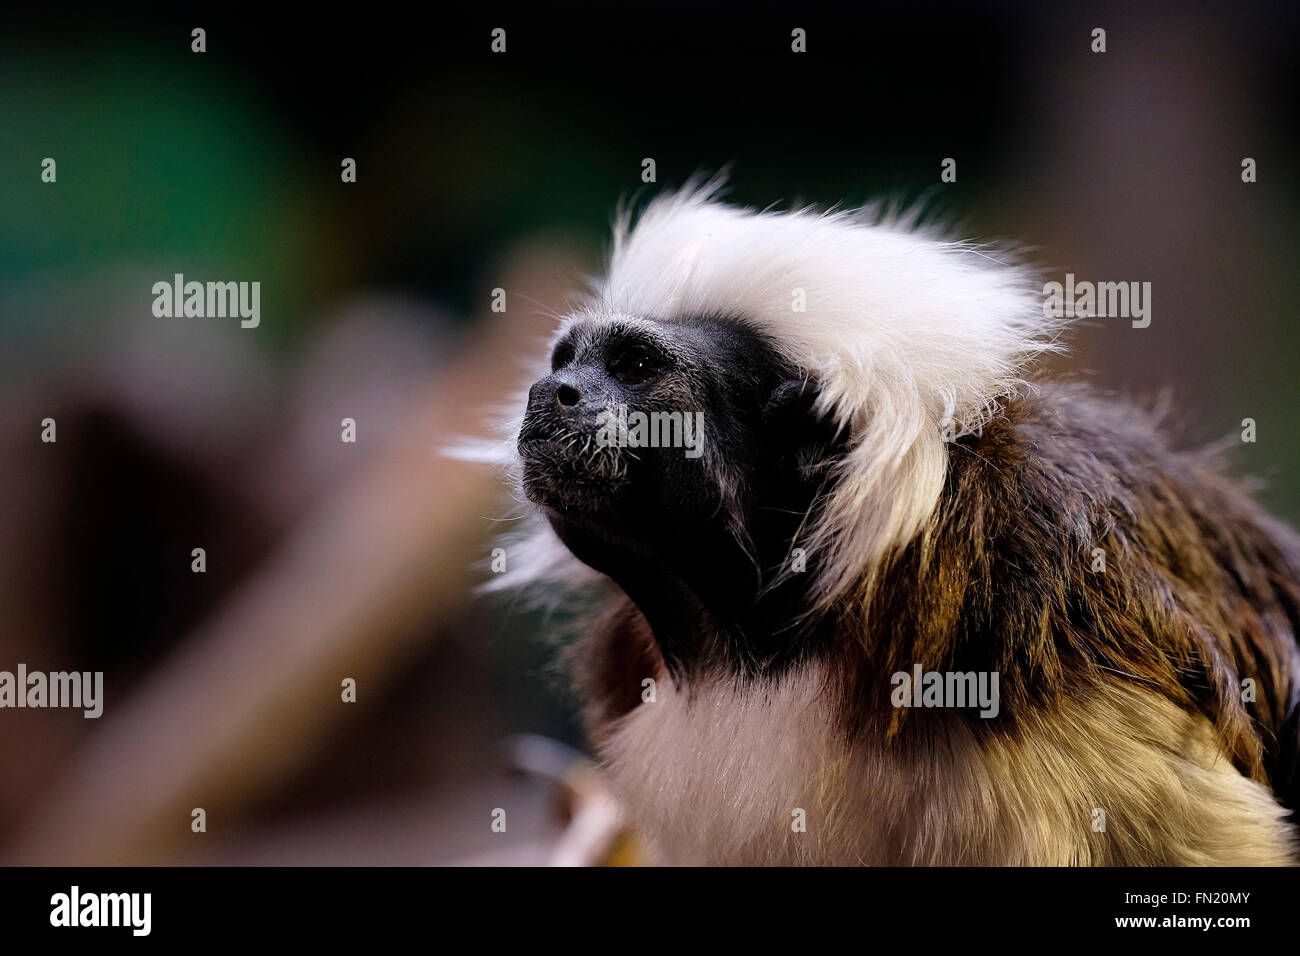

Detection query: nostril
xmin=556 ymin=384 xmax=581 ymax=407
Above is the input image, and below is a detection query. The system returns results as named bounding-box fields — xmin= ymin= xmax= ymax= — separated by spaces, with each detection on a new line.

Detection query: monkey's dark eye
xmin=550 ymin=340 xmax=576 ymax=371
xmin=610 ymin=346 xmax=663 ymax=386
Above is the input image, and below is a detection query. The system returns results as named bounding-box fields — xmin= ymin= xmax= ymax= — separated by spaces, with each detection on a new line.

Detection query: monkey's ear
xmin=762 ymin=378 xmax=847 ymax=469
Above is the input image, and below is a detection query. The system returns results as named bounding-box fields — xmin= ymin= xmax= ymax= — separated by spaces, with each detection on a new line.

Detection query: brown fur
xmin=843 ymin=384 xmax=1300 ymax=801
xmin=568 ymin=383 xmax=1300 ymax=863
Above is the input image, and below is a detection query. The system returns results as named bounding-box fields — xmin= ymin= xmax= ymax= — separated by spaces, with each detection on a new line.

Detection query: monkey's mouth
xmin=518 ymin=435 xmax=628 ymax=513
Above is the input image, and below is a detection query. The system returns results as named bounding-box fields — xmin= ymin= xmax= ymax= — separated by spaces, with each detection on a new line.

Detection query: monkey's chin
xmin=519 ymin=444 xmax=626 ymax=516
xmin=523 ymin=476 xmax=621 ymax=516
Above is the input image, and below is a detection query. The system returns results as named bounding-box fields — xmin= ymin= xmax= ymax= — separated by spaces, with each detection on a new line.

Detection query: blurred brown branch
xmin=1 ymin=245 xmax=572 ymax=865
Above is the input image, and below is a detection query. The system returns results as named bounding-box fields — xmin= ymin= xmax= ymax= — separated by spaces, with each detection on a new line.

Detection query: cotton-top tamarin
xmin=466 ymin=180 xmax=1300 ymax=865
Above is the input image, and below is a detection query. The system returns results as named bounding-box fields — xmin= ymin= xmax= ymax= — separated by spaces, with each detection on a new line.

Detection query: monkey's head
xmin=518 ymin=312 xmax=846 ymax=673
xmin=488 ymin=177 xmax=1060 ymax=676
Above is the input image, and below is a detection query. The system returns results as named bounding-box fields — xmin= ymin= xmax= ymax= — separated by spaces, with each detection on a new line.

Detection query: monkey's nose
xmin=556 ymin=384 xmax=582 ymax=407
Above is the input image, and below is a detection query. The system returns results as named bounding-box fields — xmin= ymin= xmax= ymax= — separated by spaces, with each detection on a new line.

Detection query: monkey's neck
xmin=591 ymin=548 xmax=719 ymax=679
xmin=546 ymin=510 xmax=815 ymax=679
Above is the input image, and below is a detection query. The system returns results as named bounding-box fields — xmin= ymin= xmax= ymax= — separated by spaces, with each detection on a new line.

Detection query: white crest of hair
xmin=478 ymin=177 xmax=1065 ymax=608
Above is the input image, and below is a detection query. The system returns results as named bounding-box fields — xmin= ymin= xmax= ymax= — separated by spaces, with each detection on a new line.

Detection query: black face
xmin=521 ymin=318 xmax=732 ymax=520
xmin=518 ymin=315 xmax=845 ymax=677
